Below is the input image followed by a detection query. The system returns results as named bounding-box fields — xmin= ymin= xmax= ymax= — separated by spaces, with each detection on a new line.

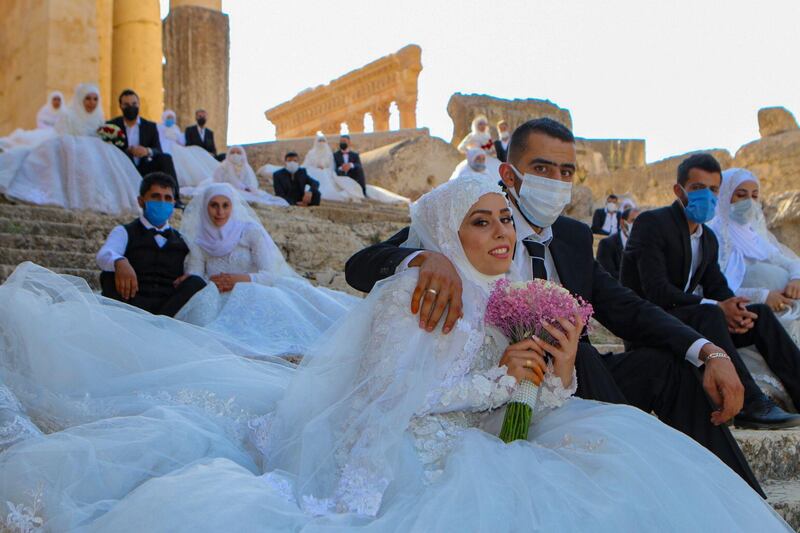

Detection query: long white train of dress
xmin=169 ymin=145 xmax=220 ymax=187
xmin=0 ymin=266 xmax=789 ymax=532
xmin=175 ymin=223 xmax=359 ymax=356
xmin=0 ymin=136 xmax=141 ymax=215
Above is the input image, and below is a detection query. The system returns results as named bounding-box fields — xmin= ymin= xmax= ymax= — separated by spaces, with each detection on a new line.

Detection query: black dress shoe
xmin=734 ymin=398 xmax=800 ymax=430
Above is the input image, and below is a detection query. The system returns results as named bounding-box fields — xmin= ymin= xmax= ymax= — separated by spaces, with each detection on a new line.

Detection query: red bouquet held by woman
xmin=485 ymin=278 xmax=593 ymax=442
xmin=96 ymin=124 xmax=126 ymax=149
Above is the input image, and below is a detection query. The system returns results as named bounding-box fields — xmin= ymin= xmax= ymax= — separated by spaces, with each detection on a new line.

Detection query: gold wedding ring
xmin=526 ymin=359 xmax=533 ymax=368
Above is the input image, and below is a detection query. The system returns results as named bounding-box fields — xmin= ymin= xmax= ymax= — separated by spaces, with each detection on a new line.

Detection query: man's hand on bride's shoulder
xmin=409 ymin=251 xmax=463 ymax=335
xmin=535 ymin=315 xmax=585 ymax=389
xmin=499 ymin=339 xmax=547 ymax=386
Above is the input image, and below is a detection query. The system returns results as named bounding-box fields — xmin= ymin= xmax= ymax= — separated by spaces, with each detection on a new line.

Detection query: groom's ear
xmin=499 ymin=163 xmax=517 ymax=191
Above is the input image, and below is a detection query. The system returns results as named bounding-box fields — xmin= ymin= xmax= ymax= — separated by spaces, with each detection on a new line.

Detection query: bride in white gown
xmin=303 ymin=132 xmax=365 ymax=202
xmin=157 ymin=109 xmax=220 ymax=188
xmin=0 ymin=176 xmax=788 ymax=532
xmin=0 ymin=91 xmax=63 ymax=152
xmin=0 ymin=83 xmax=141 ymax=215
xmin=175 ymin=183 xmax=358 ymax=356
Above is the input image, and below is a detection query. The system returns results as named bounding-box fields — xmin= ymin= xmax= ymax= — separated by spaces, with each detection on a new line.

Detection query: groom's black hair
xmin=285 ymin=151 xmax=299 ymax=160
xmin=676 ymin=153 xmax=721 ymax=187
xmin=140 ymin=172 xmax=178 ymax=199
xmin=507 ymin=118 xmax=574 ymax=166
xmin=118 ymin=89 xmax=138 ymax=105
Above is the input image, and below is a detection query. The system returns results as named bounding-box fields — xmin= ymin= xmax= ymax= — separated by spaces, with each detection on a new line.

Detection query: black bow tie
xmin=147 ymin=227 xmax=169 ymax=237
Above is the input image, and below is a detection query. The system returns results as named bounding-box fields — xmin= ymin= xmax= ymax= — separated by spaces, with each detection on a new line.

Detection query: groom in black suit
xmin=333 ymin=135 xmax=367 ymax=196
xmin=184 ymin=109 xmax=224 ymax=161
xmin=345 ymin=118 xmax=763 ymax=496
xmin=108 ymin=89 xmax=182 ymax=205
xmin=621 ymin=153 xmax=800 ymax=429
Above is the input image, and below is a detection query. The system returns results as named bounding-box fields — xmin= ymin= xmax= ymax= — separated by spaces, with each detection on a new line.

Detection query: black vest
xmin=123 ymin=220 xmax=188 ymax=298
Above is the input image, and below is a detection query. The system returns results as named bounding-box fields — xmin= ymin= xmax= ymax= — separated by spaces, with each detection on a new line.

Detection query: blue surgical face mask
xmin=729 ymin=198 xmax=758 ymax=225
xmin=165 ymin=118 xmax=176 ymax=128
xmin=681 ymin=186 xmax=718 ymax=224
xmin=143 ymin=200 xmax=174 ymax=227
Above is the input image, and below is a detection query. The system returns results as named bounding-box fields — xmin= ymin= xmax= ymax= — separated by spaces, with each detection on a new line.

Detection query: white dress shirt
xmin=602 ymin=209 xmax=619 ymax=235
xmin=124 ymin=117 xmax=142 ymax=165
xmin=96 ymin=216 xmax=170 ymax=272
xmin=197 ymin=126 xmax=206 ymax=142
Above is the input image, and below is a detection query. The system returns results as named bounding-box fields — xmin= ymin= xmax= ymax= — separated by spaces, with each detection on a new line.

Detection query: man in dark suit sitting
xmin=108 ymin=89 xmax=182 ymax=206
xmin=343 ymin=118 xmax=764 ymax=496
xmin=591 ymin=194 xmax=620 ymax=235
xmin=272 ymin=152 xmax=321 ymax=207
xmin=494 ymin=120 xmax=511 ymax=162
xmin=597 ymin=207 xmax=639 ymax=279
xmin=185 ymin=109 xmax=224 ymax=161
xmin=333 ymin=134 xmax=367 ymax=196
xmin=621 ymin=153 xmax=800 ymax=429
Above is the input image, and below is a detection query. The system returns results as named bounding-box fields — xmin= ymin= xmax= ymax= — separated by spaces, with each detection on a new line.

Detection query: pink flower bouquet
xmin=485 ymin=278 xmax=593 ymax=443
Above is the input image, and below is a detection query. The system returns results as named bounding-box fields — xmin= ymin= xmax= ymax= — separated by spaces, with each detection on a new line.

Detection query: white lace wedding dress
xmin=0 ymin=176 xmax=787 ymax=532
xmin=175 ymin=221 xmax=358 ymax=357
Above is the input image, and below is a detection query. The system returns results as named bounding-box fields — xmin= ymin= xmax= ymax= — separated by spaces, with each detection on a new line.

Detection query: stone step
xmin=0 ymin=233 xmax=101 ymax=254
xmin=0 ymin=218 xmax=115 ymax=241
xmin=0 ymin=249 xmax=97 ymax=271
xmin=0 ymin=202 xmax=128 ymax=226
xmin=734 ymin=428 xmax=800 ymax=482
xmin=764 ymin=479 xmax=800 ymax=530
xmin=0 ymin=264 xmax=99 ymax=290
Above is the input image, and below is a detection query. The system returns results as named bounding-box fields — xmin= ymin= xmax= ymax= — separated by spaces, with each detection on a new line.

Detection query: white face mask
xmin=509 ymin=165 xmax=573 ymax=228
xmin=500 ymin=131 xmax=510 ymax=141
xmin=228 ymin=153 xmax=244 ymax=165
xmin=470 ymin=162 xmax=487 ymax=172
xmin=729 ymin=198 xmax=758 ymax=225
xmin=285 ymin=161 xmax=300 ymax=174
xmin=606 ymin=202 xmax=618 ymax=213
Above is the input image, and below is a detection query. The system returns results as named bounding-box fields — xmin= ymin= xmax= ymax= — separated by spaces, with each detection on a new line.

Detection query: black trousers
xmin=600 ymin=345 xmax=764 ymax=497
xmin=136 ymin=154 xmax=181 ymax=199
xmin=309 ymin=190 xmax=321 ymax=206
xmin=669 ymin=303 xmax=800 ymax=408
xmin=100 ymin=271 xmax=205 ymax=317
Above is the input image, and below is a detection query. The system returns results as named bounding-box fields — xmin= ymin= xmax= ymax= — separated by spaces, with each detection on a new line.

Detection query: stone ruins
xmin=265 ymin=45 xmax=422 ymax=138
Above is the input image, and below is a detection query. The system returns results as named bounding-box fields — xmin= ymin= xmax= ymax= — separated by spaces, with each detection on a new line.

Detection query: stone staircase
xmin=0 ymin=199 xmax=798 ymax=528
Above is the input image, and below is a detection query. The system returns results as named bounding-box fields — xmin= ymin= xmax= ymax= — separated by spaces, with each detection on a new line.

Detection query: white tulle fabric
xmin=303 ymin=133 xmax=365 ymax=203
xmin=176 ymin=184 xmax=357 ymax=356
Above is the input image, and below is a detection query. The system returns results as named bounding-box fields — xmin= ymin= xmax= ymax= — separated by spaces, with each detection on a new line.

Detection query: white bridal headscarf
xmin=159 ymin=109 xmax=183 ymax=141
xmin=709 ymin=168 xmax=779 ymax=291
xmin=36 ymin=91 xmax=64 ymax=129
xmin=303 ymin=131 xmax=334 ymax=170
xmin=54 ymin=83 xmax=105 ymax=137
xmin=264 ymin=175 xmax=508 ymax=517
xmin=212 ymin=146 xmax=260 ymax=191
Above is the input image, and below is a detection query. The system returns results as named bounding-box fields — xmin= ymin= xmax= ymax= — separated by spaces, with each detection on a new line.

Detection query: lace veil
xmin=263 ymin=175 xmax=506 ymax=516
xmin=180 ymin=183 xmax=298 ymax=278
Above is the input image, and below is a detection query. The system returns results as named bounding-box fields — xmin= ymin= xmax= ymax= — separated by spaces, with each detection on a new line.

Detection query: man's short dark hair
xmin=677 ymin=153 xmax=722 ymax=187
xmin=195 ymin=109 xmax=207 ymax=115
xmin=118 ymin=89 xmax=138 ymax=105
xmin=340 ymin=134 xmax=350 ymax=139
xmin=139 ymin=172 xmax=178 ymax=199
xmin=507 ymin=118 xmax=575 ymax=165
xmin=607 ymin=194 xmax=618 ymax=201
xmin=285 ymin=151 xmax=299 ymax=160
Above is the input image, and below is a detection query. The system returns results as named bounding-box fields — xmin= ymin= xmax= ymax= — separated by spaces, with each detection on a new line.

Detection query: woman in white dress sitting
xmin=0 ymin=176 xmax=787 ymax=531
xmin=303 ymin=132 xmax=365 ymax=202
xmin=175 ymin=183 xmax=357 ymax=356
xmin=457 ymin=114 xmax=496 ymax=156
xmin=158 ymin=109 xmax=220 ymax=188
xmin=209 ymin=146 xmax=288 ymax=207
xmin=451 ymin=148 xmax=491 ymax=180
xmin=0 ymin=91 xmax=64 ymax=152
xmin=710 ymin=167 xmax=800 ymax=409
xmin=0 ymin=83 xmax=141 ymax=215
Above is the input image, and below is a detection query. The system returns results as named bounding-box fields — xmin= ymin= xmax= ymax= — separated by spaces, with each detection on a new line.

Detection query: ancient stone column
xmin=112 ymin=0 xmax=163 ymax=120
xmin=170 ymin=0 xmax=222 ymax=9
xmin=372 ymin=105 xmax=390 ymax=132
xmin=163 ymin=5 xmax=230 ymax=150
xmin=397 ymin=98 xmax=417 ymax=130
xmin=96 ymin=0 xmax=113 ymax=118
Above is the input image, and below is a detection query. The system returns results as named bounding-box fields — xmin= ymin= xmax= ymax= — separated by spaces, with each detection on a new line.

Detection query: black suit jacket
xmin=333 ymin=150 xmax=362 ymax=175
xmin=621 ymin=200 xmax=734 ymax=310
xmin=184 ymin=125 xmax=217 ymax=155
xmin=345 ymin=215 xmax=703 ymax=358
xmin=591 ymin=208 xmax=617 ymax=235
xmin=596 ymin=232 xmax=624 ymax=280
xmin=272 ymin=167 xmax=320 ymax=205
xmin=107 ymin=116 xmax=163 ymax=160
xmin=494 ymin=140 xmax=508 ymax=163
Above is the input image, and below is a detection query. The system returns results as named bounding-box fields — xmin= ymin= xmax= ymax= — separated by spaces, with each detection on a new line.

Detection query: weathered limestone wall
xmin=112 ymin=0 xmax=164 ymax=120
xmin=0 ymin=0 xmax=103 ymax=135
xmin=579 ymin=138 xmax=646 ymax=172
xmin=171 ymin=0 xmax=222 ymax=9
xmin=266 ymin=45 xmax=422 ymax=139
xmin=242 ymin=128 xmax=430 ymax=169
xmin=733 ymin=130 xmax=800 ymax=199
xmin=758 ymin=107 xmax=799 ymax=138
xmin=447 ymin=93 xmax=573 ymax=145
xmin=164 ymin=5 xmax=230 ymax=149
xmin=764 ymin=192 xmax=800 ymax=255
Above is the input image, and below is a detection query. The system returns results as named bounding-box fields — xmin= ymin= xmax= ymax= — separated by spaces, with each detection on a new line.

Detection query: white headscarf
xmin=467 ymin=148 xmax=487 ymax=169
xmin=213 ymin=146 xmax=260 ymax=191
xmin=36 ymin=91 xmax=64 ymax=129
xmin=265 ymin=175 xmax=507 ymax=516
xmin=709 ymin=168 xmax=779 ymax=291
xmin=303 ymin=132 xmax=334 ymax=170
xmin=159 ymin=109 xmax=183 ymax=142
xmin=458 ymin=115 xmax=493 ymax=153
xmin=54 ymin=83 xmax=105 ymax=137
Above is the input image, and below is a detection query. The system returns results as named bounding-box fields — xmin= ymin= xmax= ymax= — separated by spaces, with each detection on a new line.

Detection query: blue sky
xmin=162 ymin=0 xmax=800 ymax=162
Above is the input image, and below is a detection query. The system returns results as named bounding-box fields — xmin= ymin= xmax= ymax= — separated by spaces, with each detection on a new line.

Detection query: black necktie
xmin=523 ymin=239 xmax=548 ymax=280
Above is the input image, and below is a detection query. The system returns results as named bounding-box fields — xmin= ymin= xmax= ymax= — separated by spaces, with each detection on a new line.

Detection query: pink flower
xmin=485 ymin=278 xmax=593 ymax=343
